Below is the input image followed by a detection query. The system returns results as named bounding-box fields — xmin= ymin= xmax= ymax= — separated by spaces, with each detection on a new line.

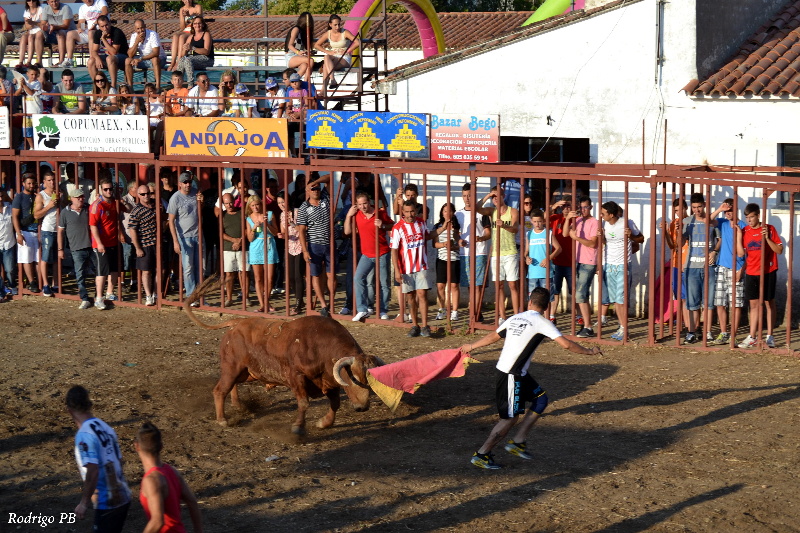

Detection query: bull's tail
xmin=183 ymin=274 xmax=246 ymax=330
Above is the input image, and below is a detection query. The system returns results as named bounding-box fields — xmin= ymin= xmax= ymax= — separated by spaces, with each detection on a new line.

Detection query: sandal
xmin=290 ymin=306 xmax=303 ymax=316
xmin=255 ymin=307 xmax=264 ymax=313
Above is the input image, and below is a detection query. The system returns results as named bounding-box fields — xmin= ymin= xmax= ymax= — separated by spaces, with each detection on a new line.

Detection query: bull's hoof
xmin=316 ymin=418 xmax=334 ymax=429
xmin=291 ymin=425 xmax=306 ymax=436
xmin=216 ymin=419 xmax=229 ymax=427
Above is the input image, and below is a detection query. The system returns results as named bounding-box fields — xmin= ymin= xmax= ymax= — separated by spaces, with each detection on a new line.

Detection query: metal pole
xmin=702 ymin=182 xmax=711 ymax=348
xmin=659 ymin=181 xmax=666 ymax=340
xmin=571 ymin=177 xmax=577 ymax=336
xmin=731 ymin=189 xmax=739 ymax=350
xmin=757 ymin=189 xmax=767 ymax=348
xmin=648 ymin=176 xmax=657 ymax=346
xmin=155 ymin=162 xmax=162 ymax=310
xmin=218 ymin=166 xmax=225 ymax=308
xmin=195 ymin=165 xmax=204 ymax=307
xmin=596 ymin=182 xmax=603 ymax=341
xmin=468 ymin=171 xmax=477 ymax=332
xmin=787 ymin=194 xmax=794 ymax=350
xmin=263 ymin=167 xmax=268 ymax=313
xmin=545 ymin=178 xmax=551 ymax=326
xmin=676 ymin=184 xmax=684 ymax=346
xmin=374 ymin=171 xmax=381 ymax=318
xmin=623 ymin=181 xmax=629 ymax=344
xmin=446 ymin=175 xmax=452 ymax=330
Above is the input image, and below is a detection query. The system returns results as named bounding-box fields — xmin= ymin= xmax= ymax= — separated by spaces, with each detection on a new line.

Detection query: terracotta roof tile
xmin=383 ymin=0 xmax=637 ymax=83
xmin=685 ymin=0 xmax=800 ymax=96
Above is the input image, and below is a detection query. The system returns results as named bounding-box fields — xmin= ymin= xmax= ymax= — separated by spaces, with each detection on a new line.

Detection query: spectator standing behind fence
xmin=263 ymin=77 xmax=285 ymax=118
xmin=285 ymin=12 xmax=315 ymax=79
xmin=680 ymin=193 xmax=720 ymax=345
xmin=214 ymin=174 xmax=255 ymax=216
xmin=246 ymin=196 xmax=279 ymax=312
xmin=660 ymin=198 xmax=689 ymax=330
xmin=220 ymin=192 xmax=249 ymax=307
xmin=61 ymin=0 xmax=108 ymax=68
xmin=165 ymin=71 xmax=190 ymax=117
xmin=286 ymin=73 xmax=307 ymax=120
xmin=125 ymin=20 xmax=166 ymax=92
xmin=391 ymin=199 xmax=433 ymax=338
xmin=281 ymin=194 xmax=306 ymax=315
xmin=15 ymin=66 xmax=42 ymax=151
xmin=167 ymin=0 xmax=202 ymax=72
xmin=134 ymin=422 xmax=203 ymax=533
xmin=57 ymin=185 xmax=92 ymax=308
xmin=344 ymin=191 xmax=393 ymax=321
xmin=33 ymin=169 xmax=59 ymax=297
xmin=128 ymin=184 xmax=158 ymax=306
xmin=737 ymin=203 xmax=783 ymax=349
xmin=0 ymin=5 xmax=15 ymax=65
xmin=119 ymin=181 xmax=137 ymax=294
xmin=52 ymin=69 xmax=86 ymax=114
xmin=175 ymin=17 xmax=214 ymax=87
xmin=564 ymin=196 xmax=598 ymax=338
xmin=12 ymin=173 xmax=40 ymax=293
xmin=456 ymin=183 xmax=491 ymax=322
xmin=89 ymin=174 xmax=120 ymax=310
xmin=297 ymin=173 xmax=334 ymax=317
xmin=597 ymin=201 xmax=643 ymax=341
xmin=65 ymin=385 xmax=131 ymax=532
xmin=526 ymin=208 xmax=560 ymax=295
xmin=18 ymin=0 xmax=45 ymax=68
xmin=477 ymin=186 xmax=520 ymax=326
xmin=88 ymin=16 xmax=128 ymax=90
xmin=548 ymin=194 xmax=575 ymax=327
xmin=41 ymin=0 xmax=75 ymax=67
xmin=392 ymin=183 xmax=428 ymax=323
xmin=186 ymin=72 xmax=221 ymax=117
xmin=432 ymin=202 xmax=461 ymax=322
xmin=0 ymin=189 xmax=17 ymax=300
xmin=168 ymin=172 xmax=202 ymax=304
xmin=708 ymin=199 xmax=746 ymax=346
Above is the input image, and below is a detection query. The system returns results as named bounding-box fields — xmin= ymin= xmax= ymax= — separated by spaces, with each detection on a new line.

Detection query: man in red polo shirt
xmin=89 ymin=174 xmax=119 ymax=310
xmin=344 ymin=191 xmax=394 ymax=321
xmin=549 ymin=193 xmax=574 ymax=326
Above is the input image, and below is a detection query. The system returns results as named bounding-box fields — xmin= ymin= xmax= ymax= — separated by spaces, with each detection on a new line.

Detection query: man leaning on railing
xmin=51 ymin=69 xmax=86 ymax=114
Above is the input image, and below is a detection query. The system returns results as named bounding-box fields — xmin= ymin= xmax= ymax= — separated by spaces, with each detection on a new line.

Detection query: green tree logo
xmin=35 ymin=116 xmax=60 ymax=149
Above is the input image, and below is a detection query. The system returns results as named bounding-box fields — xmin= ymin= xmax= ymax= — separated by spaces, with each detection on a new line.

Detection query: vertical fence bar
xmin=676 ymin=184 xmax=684 ymax=346
xmin=545 ymin=177 xmax=551 ymax=327
xmin=623 ymin=180 xmax=629 ymax=344
xmin=445 ymin=174 xmax=452 ymax=330
xmin=262 ymin=167 xmax=268 ymax=313
xmin=659 ymin=181 xmax=666 ymax=340
xmin=731 ymin=188 xmax=738 ymax=350
xmin=787 ymin=194 xmax=794 ymax=350
xmin=195 ymin=165 xmax=205 ymax=307
xmin=218 ymin=167 xmax=225 ymax=309
xmin=374 ymin=171 xmax=381 ymax=319
xmin=155 ymin=162 xmax=162 ymax=310
xmin=648 ymin=176 xmax=657 ymax=346
xmin=468 ymin=171 xmax=477 ymax=332
xmin=702 ymin=182 xmax=711 ymax=348
xmin=757 ymin=188 xmax=767 ymax=348
xmin=596 ymin=181 xmax=603 ymax=340
xmin=570 ymin=177 xmax=576 ymax=336
xmin=351 ymin=172 xmax=357 ymax=317
xmin=329 ymin=169 xmax=336 ymax=317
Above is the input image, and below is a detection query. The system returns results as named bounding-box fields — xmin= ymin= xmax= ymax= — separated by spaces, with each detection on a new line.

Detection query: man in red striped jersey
xmin=391 ymin=199 xmax=434 ymax=337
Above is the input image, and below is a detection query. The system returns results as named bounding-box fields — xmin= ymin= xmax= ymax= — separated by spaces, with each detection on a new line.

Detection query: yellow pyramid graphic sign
xmin=347 ymin=122 xmax=384 ymax=150
xmin=388 ymin=123 xmax=423 ymax=152
xmin=309 ymin=120 xmax=343 ymax=148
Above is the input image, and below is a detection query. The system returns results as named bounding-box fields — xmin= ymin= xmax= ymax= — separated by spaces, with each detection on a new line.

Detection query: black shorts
xmin=435 ymin=258 xmax=460 ymax=285
xmin=495 ymin=371 xmax=545 ymax=419
xmin=745 ymin=270 xmax=777 ymax=301
xmin=135 ymin=245 xmax=157 ymax=272
xmin=94 ymin=502 xmax=130 ymax=533
xmin=94 ymin=246 xmax=119 ymax=277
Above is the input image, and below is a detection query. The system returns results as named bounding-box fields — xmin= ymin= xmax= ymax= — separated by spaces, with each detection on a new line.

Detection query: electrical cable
xmin=529 ymin=0 xmax=631 ymax=162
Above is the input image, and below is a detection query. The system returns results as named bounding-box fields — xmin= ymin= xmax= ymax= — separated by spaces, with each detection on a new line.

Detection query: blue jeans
xmin=71 ymin=248 xmax=94 ymax=301
xmin=344 ymin=249 xmax=359 ymax=309
xmin=575 ymin=263 xmax=596 ymax=304
xmin=0 ymin=246 xmax=17 ymax=293
xmin=178 ymin=235 xmax=201 ymax=297
xmin=355 ymin=253 xmax=391 ymax=314
xmin=602 ymin=264 xmax=631 ymax=305
xmin=684 ymin=267 xmax=716 ymax=311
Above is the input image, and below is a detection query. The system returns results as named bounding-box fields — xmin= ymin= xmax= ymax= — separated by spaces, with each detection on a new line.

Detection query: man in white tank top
xmin=33 ymin=169 xmax=60 ymax=297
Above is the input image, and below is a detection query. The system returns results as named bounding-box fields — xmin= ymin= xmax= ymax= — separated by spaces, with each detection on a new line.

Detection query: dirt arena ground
xmin=1 ymin=297 xmax=799 ymax=532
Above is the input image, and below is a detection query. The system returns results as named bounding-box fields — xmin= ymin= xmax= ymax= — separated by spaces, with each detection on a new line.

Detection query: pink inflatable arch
xmin=344 ymin=0 xmax=445 ymax=59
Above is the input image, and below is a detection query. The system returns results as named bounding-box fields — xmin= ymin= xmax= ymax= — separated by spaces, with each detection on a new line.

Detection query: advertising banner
xmin=306 ymin=111 xmax=427 ymax=152
xmin=0 ymin=107 xmax=10 ymax=149
xmin=165 ymin=117 xmax=289 ymax=158
xmin=430 ymin=114 xmax=500 ymax=163
xmin=31 ymin=114 xmax=149 ymax=153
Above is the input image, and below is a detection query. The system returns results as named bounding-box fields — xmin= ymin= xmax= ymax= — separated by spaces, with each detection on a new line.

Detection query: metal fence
xmin=4 ymin=154 xmax=799 ymax=354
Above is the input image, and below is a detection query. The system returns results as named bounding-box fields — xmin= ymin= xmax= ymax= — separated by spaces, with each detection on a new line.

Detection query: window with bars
xmin=778 ymin=144 xmax=800 ymax=205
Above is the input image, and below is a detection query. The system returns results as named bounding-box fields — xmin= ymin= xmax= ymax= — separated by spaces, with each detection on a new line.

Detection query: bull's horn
xmin=371 ymin=356 xmax=386 ymax=367
xmin=333 ymin=357 xmax=356 ymax=387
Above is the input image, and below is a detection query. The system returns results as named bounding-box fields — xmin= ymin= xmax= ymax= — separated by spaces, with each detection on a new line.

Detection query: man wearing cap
xmin=263 ymin=76 xmax=285 ymax=118
xmin=58 ymin=184 xmax=94 ymax=309
xmin=167 ymin=171 xmax=203 ymax=303
xmin=124 ymin=19 xmax=166 ymax=92
xmin=297 ymin=172 xmax=334 ymax=317
xmin=233 ymin=83 xmax=260 ymax=118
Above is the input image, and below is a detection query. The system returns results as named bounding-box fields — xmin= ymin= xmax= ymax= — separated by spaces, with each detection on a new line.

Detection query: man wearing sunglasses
xmin=89 ymin=173 xmax=119 ymax=309
xmin=128 ymin=185 xmax=158 ymax=306
xmin=88 ymin=15 xmax=128 ymax=90
xmin=186 ymin=72 xmax=222 ymax=117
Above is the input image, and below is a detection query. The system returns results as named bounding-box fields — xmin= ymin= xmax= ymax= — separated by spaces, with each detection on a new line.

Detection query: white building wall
xmin=382 ymin=0 xmax=800 ymax=320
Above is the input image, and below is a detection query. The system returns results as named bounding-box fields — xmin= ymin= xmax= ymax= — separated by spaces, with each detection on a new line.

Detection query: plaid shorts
xmin=714 ymin=265 xmax=744 ymax=308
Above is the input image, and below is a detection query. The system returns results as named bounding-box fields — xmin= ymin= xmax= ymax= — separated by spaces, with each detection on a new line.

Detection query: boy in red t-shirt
xmin=89 ymin=174 xmax=120 ymax=310
xmin=736 ymin=203 xmax=783 ymax=349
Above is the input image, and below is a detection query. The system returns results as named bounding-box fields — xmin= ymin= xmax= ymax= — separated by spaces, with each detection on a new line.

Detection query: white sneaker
xmin=340 ymin=307 xmax=351 ymax=315
xmin=450 ymin=310 xmax=458 ymax=321
xmin=765 ymin=335 xmax=776 ymax=348
xmin=105 ymin=293 xmax=118 ymax=301
xmin=78 ymin=300 xmax=91 ymax=310
xmin=406 ymin=313 xmax=412 ymax=323
xmin=94 ymin=299 xmax=106 ymax=310
xmin=435 ymin=308 xmax=445 ymax=320
xmin=498 ymin=318 xmax=505 ymax=326
xmin=380 ymin=313 xmax=389 ymax=320
xmin=738 ymin=335 xmax=757 ymax=349
xmin=367 ymin=307 xmax=374 ymax=315
xmin=58 ymin=58 xmax=73 ymax=68
xmin=145 ymin=295 xmax=156 ymax=306
xmin=352 ymin=311 xmax=369 ymax=321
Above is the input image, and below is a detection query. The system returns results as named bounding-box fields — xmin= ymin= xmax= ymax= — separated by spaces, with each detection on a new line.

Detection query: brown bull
xmin=184 ymin=276 xmax=383 ymax=435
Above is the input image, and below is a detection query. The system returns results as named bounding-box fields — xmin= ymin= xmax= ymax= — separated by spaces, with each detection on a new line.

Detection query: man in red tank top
xmin=135 ymin=423 xmax=203 ymax=533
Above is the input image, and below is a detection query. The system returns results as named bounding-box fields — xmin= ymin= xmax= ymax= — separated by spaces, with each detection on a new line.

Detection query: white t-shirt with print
xmin=128 ymin=29 xmax=166 ymax=60
xmin=603 ymin=217 xmax=640 ymax=266
xmin=496 ymin=310 xmax=562 ymax=376
xmin=187 ymin=85 xmax=220 ymax=117
xmin=78 ymin=0 xmax=106 ymax=30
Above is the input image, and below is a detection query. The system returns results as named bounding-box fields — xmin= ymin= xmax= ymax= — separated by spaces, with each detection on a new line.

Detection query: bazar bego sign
xmin=32 ymin=114 xmax=149 ymax=153
xmin=165 ymin=117 xmax=289 ymax=158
